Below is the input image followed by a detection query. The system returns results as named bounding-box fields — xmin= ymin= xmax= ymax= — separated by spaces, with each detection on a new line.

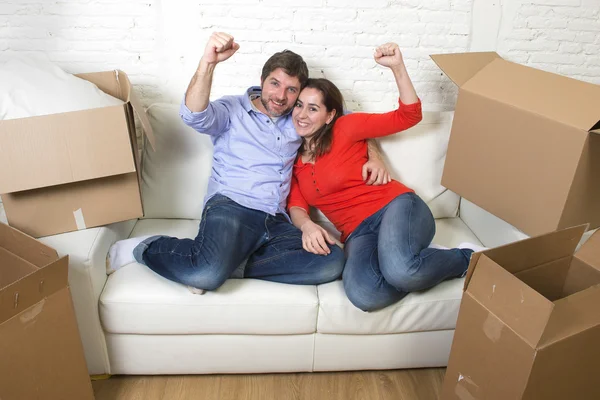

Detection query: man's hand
xmin=374 ymin=43 xmax=404 ymax=69
xmin=201 ymin=32 xmax=240 ymax=66
xmin=362 ymin=159 xmax=391 ymax=185
xmin=301 ymin=221 xmax=336 ymax=255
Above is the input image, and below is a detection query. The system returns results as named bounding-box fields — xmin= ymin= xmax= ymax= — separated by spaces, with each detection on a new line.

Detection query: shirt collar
xmin=243 ymin=86 xmax=262 ymax=113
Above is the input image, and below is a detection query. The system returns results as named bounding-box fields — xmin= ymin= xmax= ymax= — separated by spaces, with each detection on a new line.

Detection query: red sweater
xmin=287 ymin=99 xmax=422 ymax=242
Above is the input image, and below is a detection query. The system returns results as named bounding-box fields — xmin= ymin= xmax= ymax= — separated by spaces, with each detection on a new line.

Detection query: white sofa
xmin=17 ymin=105 xmax=536 ymax=376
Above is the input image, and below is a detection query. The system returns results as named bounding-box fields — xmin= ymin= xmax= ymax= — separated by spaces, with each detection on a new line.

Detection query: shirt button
xmin=316 ymin=188 xmax=320 ymax=192
xmin=277 ymin=137 xmax=280 ymax=140
xmin=267 ymin=120 xmax=270 ymax=124
xmin=280 ymin=184 xmax=283 ymax=187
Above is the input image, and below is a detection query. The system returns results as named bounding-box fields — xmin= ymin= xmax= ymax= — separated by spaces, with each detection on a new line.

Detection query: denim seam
xmin=246 ymin=248 xmax=307 ymax=267
xmin=191 ymin=203 xmax=210 ymax=256
xmin=407 ymin=194 xmax=415 ymax=257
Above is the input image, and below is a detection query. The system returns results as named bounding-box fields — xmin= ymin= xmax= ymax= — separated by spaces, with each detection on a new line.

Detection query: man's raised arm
xmin=184 ymin=32 xmax=240 ymax=113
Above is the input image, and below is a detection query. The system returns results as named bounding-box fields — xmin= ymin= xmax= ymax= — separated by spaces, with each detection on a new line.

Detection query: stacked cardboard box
xmin=0 ymin=222 xmax=95 ymax=399
xmin=433 ymin=53 xmax=600 ymax=399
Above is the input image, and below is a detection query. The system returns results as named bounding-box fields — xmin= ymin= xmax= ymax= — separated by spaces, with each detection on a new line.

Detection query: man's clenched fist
xmin=202 ymin=32 xmax=240 ymax=65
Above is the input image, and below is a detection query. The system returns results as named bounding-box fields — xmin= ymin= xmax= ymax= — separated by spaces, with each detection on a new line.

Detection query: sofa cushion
xmin=141 ymin=103 xmax=458 ymax=220
xmin=378 ymin=111 xmax=458 ymax=218
xmin=99 ymin=219 xmax=320 ymax=335
xmin=317 ymin=217 xmax=482 ymax=335
xmin=141 ymin=103 xmax=213 ymax=219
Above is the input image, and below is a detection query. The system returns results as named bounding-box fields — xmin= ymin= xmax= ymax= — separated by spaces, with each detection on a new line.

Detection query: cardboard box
xmin=431 ymin=52 xmax=600 ymax=237
xmin=0 ymin=222 xmax=94 ymax=399
xmin=0 ymin=70 xmax=155 ymax=237
xmin=442 ymin=224 xmax=600 ymax=400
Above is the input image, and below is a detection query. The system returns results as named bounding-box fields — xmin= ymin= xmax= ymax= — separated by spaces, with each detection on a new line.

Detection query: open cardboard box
xmin=0 ymin=70 xmax=155 ymax=238
xmin=431 ymin=52 xmax=600 ymax=237
xmin=0 ymin=222 xmax=94 ymax=399
xmin=442 ymin=224 xmax=600 ymax=400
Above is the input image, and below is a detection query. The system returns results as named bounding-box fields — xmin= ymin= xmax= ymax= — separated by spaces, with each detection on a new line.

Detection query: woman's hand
xmin=300 ymin=221 xmax=336 ymax=255
xmin=374 ymin=43 xmax=405 ymax=70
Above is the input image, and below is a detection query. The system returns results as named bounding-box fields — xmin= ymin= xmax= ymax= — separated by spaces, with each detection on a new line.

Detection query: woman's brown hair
xmin=300 ymin=78 xmax=345 ymax=159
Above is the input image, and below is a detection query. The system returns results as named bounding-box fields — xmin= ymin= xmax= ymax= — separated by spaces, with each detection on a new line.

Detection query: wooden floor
xmin=92 ymin=368 xmax=446 ymax=400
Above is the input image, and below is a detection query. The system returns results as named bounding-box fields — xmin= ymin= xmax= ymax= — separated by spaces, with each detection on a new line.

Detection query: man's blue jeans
xmin=133 ymin=194 xmax=345 ymax=290
xmin=343 ymin=192 xmax=472 ymax=312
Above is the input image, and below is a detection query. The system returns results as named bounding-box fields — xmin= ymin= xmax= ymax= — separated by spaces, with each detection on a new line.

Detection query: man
xmin=107 ymin=32 xmax=390 ymax=293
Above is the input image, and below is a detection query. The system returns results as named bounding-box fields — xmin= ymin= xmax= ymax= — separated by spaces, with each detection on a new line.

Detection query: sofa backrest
xmin=141 ymin=103 xmax=459 ymax=220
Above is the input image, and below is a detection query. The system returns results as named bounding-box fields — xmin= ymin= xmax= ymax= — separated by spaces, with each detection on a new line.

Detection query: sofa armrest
xmin=38 ymin=219 xmax=137 ymax=375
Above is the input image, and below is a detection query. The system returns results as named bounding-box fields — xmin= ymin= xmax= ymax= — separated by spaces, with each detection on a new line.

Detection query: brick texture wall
xmin=0 ymin=0 xmax=599 ymax=214
xmin=2 ymin=0 xmax=598 ymax=114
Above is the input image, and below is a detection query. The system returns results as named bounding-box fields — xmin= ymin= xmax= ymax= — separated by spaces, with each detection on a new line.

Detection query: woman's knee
xmin=381 ymin=258 xmax=431 ymax=293
xmin=343 ymin=279 xmax=380 ymax=312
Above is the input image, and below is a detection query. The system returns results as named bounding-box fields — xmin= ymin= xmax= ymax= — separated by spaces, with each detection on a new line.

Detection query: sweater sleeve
xmin=287 ymin=173 xmax=310 ymax=212
xmin=335 ymin=98 xmax=422 ymax=143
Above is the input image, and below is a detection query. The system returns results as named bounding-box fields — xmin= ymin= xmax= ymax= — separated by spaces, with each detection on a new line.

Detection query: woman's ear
xmin=326 ymin=109 xmax=337 ymax=125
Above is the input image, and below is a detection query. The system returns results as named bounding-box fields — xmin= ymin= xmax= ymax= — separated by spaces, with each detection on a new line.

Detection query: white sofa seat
xmin=317 ymin=217 xmax=481 ymax=335
xmin=95 ymin=215 xmax=484 ymax=374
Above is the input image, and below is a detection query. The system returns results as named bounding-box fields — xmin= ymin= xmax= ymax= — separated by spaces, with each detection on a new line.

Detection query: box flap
xmin=75 ymin=71 xmax=125 ymax=101
xmin=0 ymin=222 xmax=58 ymax=267
xmin=77 ymin=70 xmax=155 ymax=149
xmin=430 ymin=52 xmax=501 ymax=87
xmin=0 ymin=254 xmax=68 ymax=325
xmin=463 ymin=58 xmax=600 ymax=132
xmin=0 ymin=248 xmax=38 ymax=290
xmin=574 ymin=230 xmax=600 ymax=271
xmin=116 ymin=70 xmax=156 ymax=150
xmin=0 ymin=106 xmax=136 ymax=194
xmin=464 ymin=225 xmax=586 ymax=290
xmin=468 ymin=254 xmax=554 ymax=348
xmin=538 ymin=283 xmax=600 ymax=348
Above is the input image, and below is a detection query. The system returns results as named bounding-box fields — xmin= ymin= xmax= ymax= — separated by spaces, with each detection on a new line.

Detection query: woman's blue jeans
xmin=342 ymin=192 xmax=472 ymax=312
xmin=133 ymin=194 xmax=345 ymax=290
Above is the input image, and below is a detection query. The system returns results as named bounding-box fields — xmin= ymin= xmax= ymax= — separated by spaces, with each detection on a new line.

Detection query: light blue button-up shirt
xmin=180 ymin=87 xmax=302 ymax=217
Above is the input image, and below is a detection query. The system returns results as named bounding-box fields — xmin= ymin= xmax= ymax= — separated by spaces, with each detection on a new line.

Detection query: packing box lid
xmin=0 ymin=70 xmax=155 ymax=195
xmin=0 ymin=222 xmax=68 ymax=324
xmin=431 ymin=52 xmax=600 ymax=132
xmin=463 ymin=225 xmax=600 ymax=348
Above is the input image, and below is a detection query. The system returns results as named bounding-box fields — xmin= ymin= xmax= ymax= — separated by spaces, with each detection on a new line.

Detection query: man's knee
xmin=185 ymin=257 xmax=235 ymax=290
xmin=312 ymin=245 xmax=345 ymax=284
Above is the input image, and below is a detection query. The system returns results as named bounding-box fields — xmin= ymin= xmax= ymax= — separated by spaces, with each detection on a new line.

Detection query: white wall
xmin=0 ymin=0 xmax=599 ymax=217
xmin=1 ymin=0 xmax=598 ymax=113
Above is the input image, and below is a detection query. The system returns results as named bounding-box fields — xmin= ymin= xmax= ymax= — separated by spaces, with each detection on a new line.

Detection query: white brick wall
xmin=497 ymin=0 xmax=600 ymax=84
xmin=0 ymin=0 xmax=599 ymax=214
xmin=1 ymin=0 xmax=598 ymax=111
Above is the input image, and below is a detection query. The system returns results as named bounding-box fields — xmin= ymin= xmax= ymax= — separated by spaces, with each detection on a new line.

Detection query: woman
xmin=288 ymin=42 xmax=477 ymax=312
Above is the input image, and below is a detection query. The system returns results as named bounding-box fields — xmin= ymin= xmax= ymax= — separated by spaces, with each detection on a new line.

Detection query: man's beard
xmin=261 ymin=96 xmax=291 ymax=118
